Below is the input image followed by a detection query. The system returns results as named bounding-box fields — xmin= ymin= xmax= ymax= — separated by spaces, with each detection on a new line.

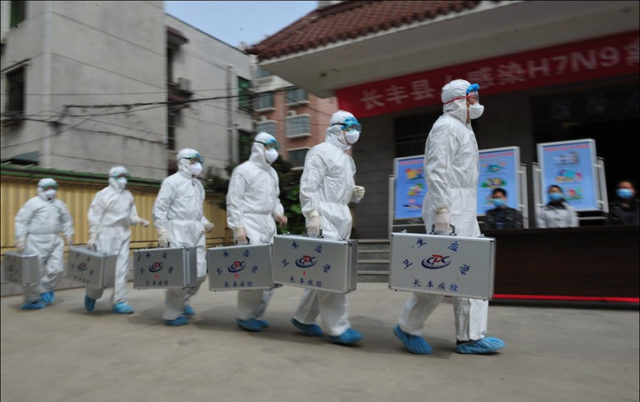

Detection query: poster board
xmin=393 ymin=155 xmax=427 ymax=220
xmin=537 ymin=139 xmax=599 ymax=211
xmin=393 ymin=148 xmax=521 ymax=220
xmin=477 ymin=147 xmax=520 ymax=216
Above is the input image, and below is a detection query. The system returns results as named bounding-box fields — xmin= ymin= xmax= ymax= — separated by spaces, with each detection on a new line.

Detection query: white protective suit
xmin=397 ymin=79 xmax=489 ymax=342
xmin=226 ymin=132 xmax=285 ymax=320
xmin=14 ymin=178 xmax=74 ymax=302
xmin=293 ymin=110 xmax=364 ymax=337
xmin=86 ymin=167 xmax=146 ymax=305
xmin=153 ymin=149 xmax=212 ymax=321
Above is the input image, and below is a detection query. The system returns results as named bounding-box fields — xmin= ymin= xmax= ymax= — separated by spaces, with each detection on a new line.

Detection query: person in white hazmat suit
xmin=393 ymin=80 xmax=505 ymax=354
xmin=291 ymin=110 xmax=366 ymax=345
xmin=84 ymin=167 xmax=150 ymax=314
xmin=153 ymin=148 xmax=215 ymax=326
xmin=226 ymin=132 xmax=288 ymax=332
xmin=14 ymin=178 xmax=74 ymax=310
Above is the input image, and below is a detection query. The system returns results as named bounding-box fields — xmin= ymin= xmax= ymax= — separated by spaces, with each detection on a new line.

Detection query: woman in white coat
xmin=536 ymin=185 xmax=579 ymax=228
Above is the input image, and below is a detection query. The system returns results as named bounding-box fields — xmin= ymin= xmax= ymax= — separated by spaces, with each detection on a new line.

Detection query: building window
xmin=288 ymin=148 xmax=310 ymax=168
xmin=256 ymin=92 xmax=274 ymax=110
xmin=238 ymin=77 xmax=252 ymax=112
xmin=257 ymin=66 xmax=272 ymax=79
xmin=393 ymin=112 xmax=439 ymax=157
xmin=6 ymin=66 xmax=25 ymax=116
xmin=238 ymin=130 xmax=253 ymax=161
xmin=286 ymin=115 xmax=310 ymax=138
xmin=256 ymin=121 xmax=276 ymax=136
xmin=167 ymin=110 xmax=179 ymax=150
xmin=286 ymin=88 xmax=308 ymax=105
xmin=167 ymin=47 xmax=174 ymax=84
xmin=10 ymin=0 xmax=26 ymax=28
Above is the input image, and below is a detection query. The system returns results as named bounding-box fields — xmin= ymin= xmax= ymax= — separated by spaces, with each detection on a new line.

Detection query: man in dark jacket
xmin=608 ymin=180 xmax=639 ymax=225
xmin=484 ymin=188 xmax=523 ymax=230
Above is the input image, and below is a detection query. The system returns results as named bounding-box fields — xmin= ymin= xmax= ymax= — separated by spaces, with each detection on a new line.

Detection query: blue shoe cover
xmin=22 ymin=301 xmax=45 ymax=310
xmin=456 ymin=337 xmax=505 ymax=354
xmin=291 ymin=318 xmax=323 ymax=336
xmin=255 ymin=319 xmax=269 ymax=328
xmin=41 ymin=291 xmax=55 ymax=305
xmin=84 ymin=295 xmax=96 ymax=312
xmin=329 ymin=328 xmax=363 ymax=345
xmin=393 ymin=325 xmax=432 ymax=354
xmin=184 ymin=304 xmax=195 ymax=317
xmin=237 ymin=319 xmax=263 ymax=332
xmin=113 ymin=302 xmax=134 ymax=314
xmin=164 ymin=316 xmax=189 ymax=326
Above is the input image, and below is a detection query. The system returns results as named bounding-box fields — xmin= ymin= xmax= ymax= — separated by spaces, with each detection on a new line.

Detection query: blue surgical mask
xmin=548 ymin=193 xmax=563 ymax=202
xmin=617 ymin=188 xmax=634 ymax=199
xmin=492 ymin=198 xmax=506 ymax=207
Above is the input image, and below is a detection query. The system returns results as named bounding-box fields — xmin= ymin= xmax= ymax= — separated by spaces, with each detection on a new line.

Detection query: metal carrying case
xmin=207 ymin=244 xmax=273 ymax=291
xmin=272 ymin=234 xmax=358 ymax=294
xmin=67 ymin=247 xmax=117 ymax=289
xmin=389 ymin=232 xmax=496 ymax=300
xmin=133 ymin=247 xmax=198 ymax=289
xmin=3 ymin=252 xmax=40 ymax=287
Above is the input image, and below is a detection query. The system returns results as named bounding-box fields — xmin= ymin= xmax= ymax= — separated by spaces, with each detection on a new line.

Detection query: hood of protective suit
xmin=441 ymin=79 xmax=471 ymax=124
xmin=249 ymin=132 xmax=277 ymax=169
xmin=176 ymin=147 xmax=202 ymax=177
xmin=37 ymin=178 xmax=58 ymax=201
xmin=325 ymin=110 xmax=355 ymax=151
xmin=108 ymin=166 xmax=129 ymax=192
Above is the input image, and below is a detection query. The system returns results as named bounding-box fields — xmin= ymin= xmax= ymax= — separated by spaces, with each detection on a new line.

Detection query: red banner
xmin=336 ymin=31 xmax=639 ymax=118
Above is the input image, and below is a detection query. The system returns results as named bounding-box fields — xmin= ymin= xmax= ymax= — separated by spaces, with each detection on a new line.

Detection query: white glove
xmin=137 ymin=218 xmax=150 ymax=227
xmin=158 ymin=230 xmax=170 ymax=248
xmin=65 ymin=235 xmax=73 ymax=246
xmin=204 ymin=222 xmax=215 ymax=233
xmin=275 ymin=214 xmax=288 ymax=226
xmin=234 ymin=227 xmax=248 ymax=245
xmin=87 ymin=234 xmax=98 ymax=251
xmin=434 ymin=210 xmax=451 ymax=234
xmin=352 ymin=185 xmax=365 ymax=203
xmin=307 ymin=215 xmax=321 ymax=236
xmin=16 ymin=238 xmax=25 ymax=253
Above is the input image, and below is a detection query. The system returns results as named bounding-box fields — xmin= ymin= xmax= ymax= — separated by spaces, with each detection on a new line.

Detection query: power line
xmin=0 ymin=87 xmax=232 ymax=96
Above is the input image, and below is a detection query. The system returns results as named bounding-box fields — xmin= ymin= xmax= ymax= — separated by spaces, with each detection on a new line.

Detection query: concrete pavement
xmin=1 ymin=282 xmax=638 ymax=402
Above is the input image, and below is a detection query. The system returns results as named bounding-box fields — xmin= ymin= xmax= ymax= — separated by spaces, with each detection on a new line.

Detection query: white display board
xmin=537 ymin=139 xmax=601 ymax=212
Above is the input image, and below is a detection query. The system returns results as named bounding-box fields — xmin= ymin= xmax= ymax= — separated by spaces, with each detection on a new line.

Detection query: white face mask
xmin=44 ymin=189 xmax=56 ymax=200
xmin=264 ymin=149 xmax=279 ymax=164
xmin=469 ymin=103 xmax=484 ymax=119
xmin=188 ymin=162 xmax=203 ymax=176
xmin=344 ymin=130 xmax=360 ymax=145
xmin=116 ymin=178 xmax=127 ymax=190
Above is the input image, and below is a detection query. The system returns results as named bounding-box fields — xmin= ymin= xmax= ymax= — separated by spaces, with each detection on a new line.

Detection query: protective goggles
xmin=444 ymin=83 xmax=480 ymax=104
xmin=184 ymin=153 xmax=204 ymax=164
xmin=111 ymin=172 xmax=130 ymax=179
xmin=40 ymin=183 xmax=58 ymax=191
xmin=331 ymin=116 xmax=362 ymax=132
xmin=255 ymin=138 xmax=280 ymax=150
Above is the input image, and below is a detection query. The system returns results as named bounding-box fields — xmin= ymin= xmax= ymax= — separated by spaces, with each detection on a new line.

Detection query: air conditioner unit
xmin=177 ymin=77 xmax=191 ymax=92
xmin=287 ymin=111 xmax=297 ymax=117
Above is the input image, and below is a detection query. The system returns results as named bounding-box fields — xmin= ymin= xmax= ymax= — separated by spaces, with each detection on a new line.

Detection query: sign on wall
xmin=337 ymin=31 xmax=639 ymax=118
xmin=477 ymin=147 xmax=520 ymax=216
xmin=537 ymin=139 xmax=599 ymax=211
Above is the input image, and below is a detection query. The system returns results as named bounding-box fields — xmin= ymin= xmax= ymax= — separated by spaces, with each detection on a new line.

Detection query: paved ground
xmin=1 ymin=282 xmax=638 ymax=402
